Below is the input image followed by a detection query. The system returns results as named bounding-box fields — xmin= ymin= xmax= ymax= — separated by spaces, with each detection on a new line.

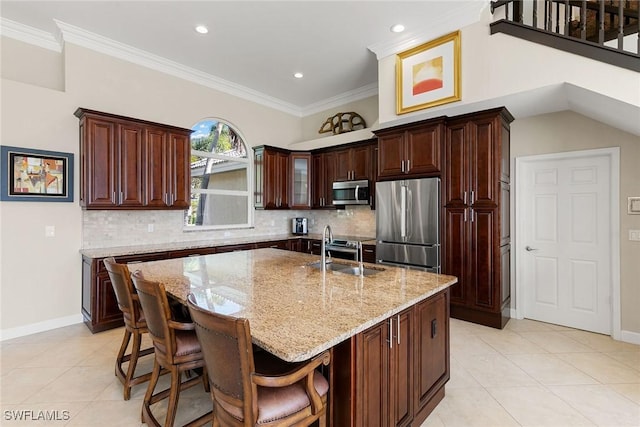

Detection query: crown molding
xmin=3 ymin=18 xmax=380 ymax=117
xmin=54 ymin=20 xmax=305 ymax=116
xmin=368 ymin=1 xmax=488 ymax=59
xmin=300 ymin=82 xmax=379 ymax=116
xmin=0 ymin=18 xmax=62 ymax=52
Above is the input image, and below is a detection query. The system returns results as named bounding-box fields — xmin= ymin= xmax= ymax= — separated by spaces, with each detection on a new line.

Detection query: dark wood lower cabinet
xmin=82 ymin=252 xmax=170 ymax=332
xmin=331 ymin=289 xmax=450 ymax=427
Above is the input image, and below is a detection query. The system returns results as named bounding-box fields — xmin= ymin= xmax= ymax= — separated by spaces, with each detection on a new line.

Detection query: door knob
xmin=525 ymin=246 xmax=538 ymax=251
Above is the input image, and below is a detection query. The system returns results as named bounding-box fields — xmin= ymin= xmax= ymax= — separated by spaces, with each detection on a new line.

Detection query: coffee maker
xmin=292 ymin=217 xmax=308 ymax=235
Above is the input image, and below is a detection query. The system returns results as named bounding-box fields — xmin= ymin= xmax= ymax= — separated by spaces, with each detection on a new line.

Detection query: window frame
xmin=184 ymin=119 xmax=254 ymax=231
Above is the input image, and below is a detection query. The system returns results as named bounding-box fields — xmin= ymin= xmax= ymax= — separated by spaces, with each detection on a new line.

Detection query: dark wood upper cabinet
xmin=75 ymin=108 xmax=191 ymax=210
xmin=254 ymin=145 xmax=289 ymax=209
xmin=290 ymin=152 xmax=311 ymax=209
xmin=376 ymin=119 xmax=444 ymax=180
xmin=311 ymin=151 xmax=335 ymax=209
xmin=332 ymin=140 xmax=375 ymax=182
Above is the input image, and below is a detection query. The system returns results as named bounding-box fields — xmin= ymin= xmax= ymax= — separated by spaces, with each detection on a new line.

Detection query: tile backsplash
xmin=82 ymin=206 xmax=376 ymax=248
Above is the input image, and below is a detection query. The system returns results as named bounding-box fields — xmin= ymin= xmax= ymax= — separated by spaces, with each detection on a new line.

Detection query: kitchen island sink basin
xmin=307 ymin=261 xmax=384 ymax=276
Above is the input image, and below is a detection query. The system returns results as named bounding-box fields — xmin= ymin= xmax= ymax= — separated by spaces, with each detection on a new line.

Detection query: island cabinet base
xmin=329 ymin=288 xmax=450 ymax=427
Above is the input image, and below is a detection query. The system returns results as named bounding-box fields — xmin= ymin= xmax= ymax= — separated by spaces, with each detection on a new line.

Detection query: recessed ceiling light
xmin=195 ymin=25 xmax=209 ymax=34
xmin=294 ymin=72 xmax=304 ymax=79
xmin=390 ymin=24 xmax=405 ymax=33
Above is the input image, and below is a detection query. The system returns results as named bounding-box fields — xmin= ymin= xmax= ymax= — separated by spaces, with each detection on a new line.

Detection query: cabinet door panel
xmin=311 ymin=154 xmax=323 ymax=208
xmin=378 ymin=133 xmax=404 ymax=178
xmin=334 ymin=148 xmax=352 ymax=181
xmin=169 ymin=132 xmax=191 ymax=208
xmin=444 ymin=122 xmax=467 ymax=206
xmin=406 ymin=125 xmax=441 ymax=175
xmin=263 ymin=151 xmax=279 ymax=209
xmin=146 ymin=128 xmax=169 ymax=207
xmin=323 ymin=152 xmax=336 ymax=206
xmin=470 ymin=117 xmax=497 ymax=206
xmin=84 ymin=118 xmax=117 ymax=207
xmin=96 ymin=273 xmax=123 ymax=324
xmin=254 ymin=148 xmax=265 ymax=208
xmin=276 ymin=151 xmax=289 ymax=208
xmin=415 ymin=293 xmax=448 ymax=410
xmin=390 ymin=310 xmax=413 ymax=427
xmin=352 ymin=145 xmax=371 ymax=180
xmin=470 ymin=209 xmax=497 ymax=309
xmin=443 ymin=208 xmax=467 ymax=305
xmin=290 ymin=153 xmax=311 ymax=209
xmin=118 ymin=123 xmax=145 ymax=206
xmin=359 ymin=322 xmax=389 ymax=427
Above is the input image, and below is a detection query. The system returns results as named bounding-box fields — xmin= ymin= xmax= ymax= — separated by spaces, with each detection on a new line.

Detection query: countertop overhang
xmin=127 ymin=248 xmax=456 ymax=362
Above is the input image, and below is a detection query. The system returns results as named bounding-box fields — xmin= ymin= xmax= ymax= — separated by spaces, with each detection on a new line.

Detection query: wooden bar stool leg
xmin=142 ymin=358 xmax=162 ymax=425
xmin=115 ymin=329 xmax=132 ymax=381
xmin=123 ymin=329 xmax=143 ymax=400
xmin=164 ymin=368 xmax=181 ymax=427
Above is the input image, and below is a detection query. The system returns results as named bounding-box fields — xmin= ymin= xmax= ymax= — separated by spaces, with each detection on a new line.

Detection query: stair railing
xmin=490 ymin=0 xmax=639 ymax=55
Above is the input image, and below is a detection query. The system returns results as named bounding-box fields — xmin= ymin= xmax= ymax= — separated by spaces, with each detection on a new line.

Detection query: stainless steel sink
xmin=307 ymin=261 xmax=384 ymax=276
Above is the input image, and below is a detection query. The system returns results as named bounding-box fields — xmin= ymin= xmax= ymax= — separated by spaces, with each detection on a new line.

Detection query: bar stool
xmin=186 ymin=293 xmax=330 ymax=427
xmin=103 ymin=257 xmax=155 ymax=400
xmin=131 ymin=270 xmax=212 ymax=427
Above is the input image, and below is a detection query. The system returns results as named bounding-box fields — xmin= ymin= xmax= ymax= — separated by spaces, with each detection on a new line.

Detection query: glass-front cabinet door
xmin=290 ymin=153 xmax=311 ymax=209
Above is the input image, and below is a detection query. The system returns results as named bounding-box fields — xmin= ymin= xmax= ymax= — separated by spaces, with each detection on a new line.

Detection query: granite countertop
xmin=127 ymin=248 xmax=456 ymax=363
xmin=80 ymin=233 xmax=376 ymax=258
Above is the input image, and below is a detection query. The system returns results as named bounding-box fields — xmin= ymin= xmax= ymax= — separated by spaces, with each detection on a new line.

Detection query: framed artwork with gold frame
xmin=396 ymin=30 xmax=461 ymax=115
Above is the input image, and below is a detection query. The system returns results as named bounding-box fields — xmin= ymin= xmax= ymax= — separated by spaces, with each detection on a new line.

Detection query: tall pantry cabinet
xmin=373 ymin=107 xmax=512 ymax=329
xmin=442 ymin=108 xmax=513 ymax=329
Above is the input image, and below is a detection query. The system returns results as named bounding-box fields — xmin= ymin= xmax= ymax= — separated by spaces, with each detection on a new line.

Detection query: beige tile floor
xmin=1 ymin=318 xmax=638 ymax=426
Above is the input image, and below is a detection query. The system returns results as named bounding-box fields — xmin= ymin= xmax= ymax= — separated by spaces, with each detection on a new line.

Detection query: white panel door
xmin=520 ymin=154 xmax=611 ymax=334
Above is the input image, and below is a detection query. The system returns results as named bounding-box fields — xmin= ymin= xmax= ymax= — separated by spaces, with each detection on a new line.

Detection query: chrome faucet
xmin=321 ymin=225 xmax=333 ymax=270
xmin=357 ymin=241 xmax=364 ymax=276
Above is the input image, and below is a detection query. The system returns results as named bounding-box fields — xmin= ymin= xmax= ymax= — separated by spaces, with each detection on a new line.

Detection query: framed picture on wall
xmin=396 ymin=30 xmax=461 ymax=115
xmin=0 ymin=145 xmax=74 ymax=202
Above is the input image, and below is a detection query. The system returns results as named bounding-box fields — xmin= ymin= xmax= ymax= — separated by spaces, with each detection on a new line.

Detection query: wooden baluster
xmin=556 ymin=1 xmax=561 ymax=32
xmin=564 ymin=0 xmax=570 ymax=35
xmin=580 ymin=0 xmax=587 ymax=39
xmin=533 ymin=0 xmax=538 ymax=27
xmin=505 ymin=0 xmax=510 ymax=20
xmin=637 ymin=1 xmax=640 ymax=55
xmin=545 ymin=0 xmax=551 ymax=31
xmin=516 ymin=0 xmax=523 ymax=23
xmin=618 ymin=0 xmax=624 ymax=49
xmin=598 ymin=0 xmax=605 ymax=44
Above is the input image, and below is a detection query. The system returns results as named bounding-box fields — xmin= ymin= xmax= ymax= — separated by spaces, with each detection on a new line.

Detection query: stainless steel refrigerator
xmin=376 ymin=177 xmax=440 ymax=273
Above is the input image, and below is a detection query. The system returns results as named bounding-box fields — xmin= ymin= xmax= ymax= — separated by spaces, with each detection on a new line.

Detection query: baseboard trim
xmin=0 ymin=314 xmax=84 ymax=341
xmin=620 ymin=329 xmax=640 ymax=345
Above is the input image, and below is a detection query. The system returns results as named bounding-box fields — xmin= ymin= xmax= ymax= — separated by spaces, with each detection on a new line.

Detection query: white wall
xmin=511 ymin=111 xmax=640 ymax=336
xmin=377 ymin=6 xmax=639 ymax=126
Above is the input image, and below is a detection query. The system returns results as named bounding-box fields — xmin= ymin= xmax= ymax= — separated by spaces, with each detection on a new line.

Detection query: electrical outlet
xmin=45 ymin=225 xmax=55 ymax=237
xmin=629 ymin=230 xmax=640 ymax=241
xmin=147 ymin=224 xmax=154 ymax=233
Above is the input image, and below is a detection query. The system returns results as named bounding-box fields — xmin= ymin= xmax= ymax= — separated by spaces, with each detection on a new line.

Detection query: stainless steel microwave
xmin=332 ymin=180 xmax=370 ymax=205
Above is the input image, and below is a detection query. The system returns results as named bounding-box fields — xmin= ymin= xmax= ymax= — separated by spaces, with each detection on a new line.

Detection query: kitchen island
xmin=128 ymin=248 xmax=457 ymax=426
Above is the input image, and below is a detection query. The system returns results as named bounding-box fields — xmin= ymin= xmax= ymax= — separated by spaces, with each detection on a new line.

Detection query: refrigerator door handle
xmin=406 ymin=187 xmax=413 ymax=239
xmin=400 ymin=185 xmax=407 ymax=239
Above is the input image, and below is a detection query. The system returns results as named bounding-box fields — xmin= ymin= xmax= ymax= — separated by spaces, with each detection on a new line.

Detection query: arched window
xmin=185 ymin=119 xmax=251 ymax=229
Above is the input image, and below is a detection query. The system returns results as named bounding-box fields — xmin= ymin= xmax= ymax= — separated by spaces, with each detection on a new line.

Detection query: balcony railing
xmin=490 ymin=0 xmax=639 ymax=71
